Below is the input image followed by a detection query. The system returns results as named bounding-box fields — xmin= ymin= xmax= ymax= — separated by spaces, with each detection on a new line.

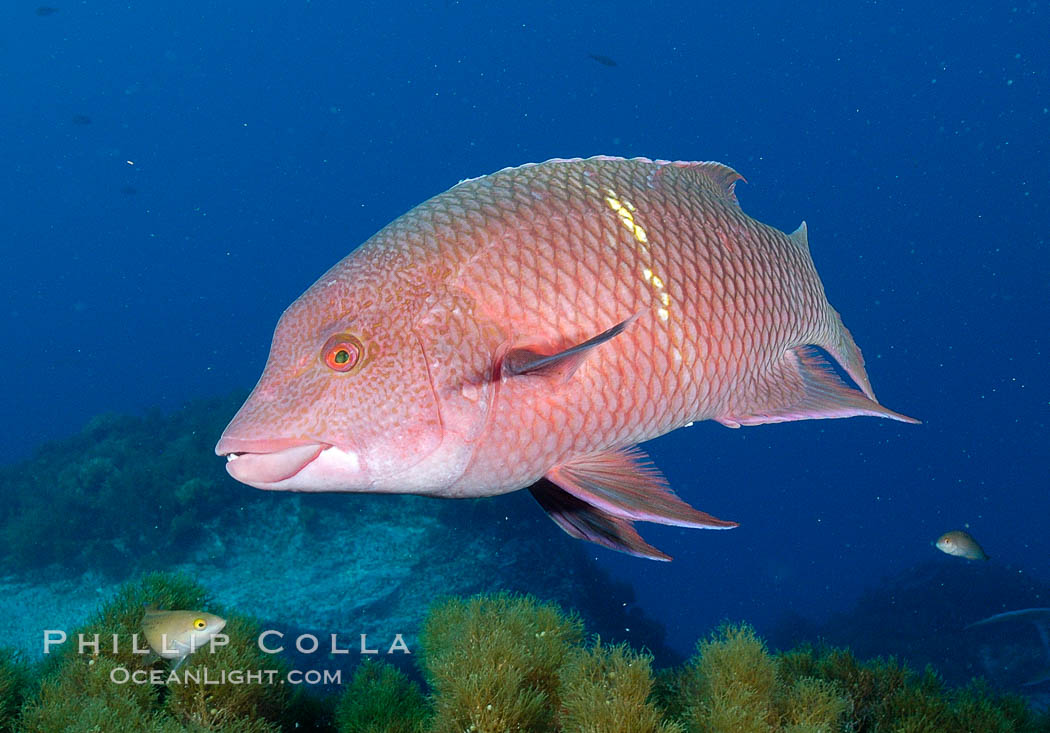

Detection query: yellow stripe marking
xmin=605 ymin=188 xmax=672 ymax=322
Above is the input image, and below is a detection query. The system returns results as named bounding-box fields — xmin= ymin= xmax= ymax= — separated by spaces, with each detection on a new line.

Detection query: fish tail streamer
xmin=717 ymin=307 xmax=920 ymax=427
xmin=823 ymin=306 xmax=877 ymax=402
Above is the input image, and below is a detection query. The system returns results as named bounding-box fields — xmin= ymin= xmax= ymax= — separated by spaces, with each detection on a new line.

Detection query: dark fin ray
xmin=502 ymin=315 xmax=636 ymax=380
xmin=529 ymin=480 xmax=671 ymax=561
xmin=719 ymin=345 xmax=920 ymax=427
xmin=547 ymin=447 xmax=737 ymax=529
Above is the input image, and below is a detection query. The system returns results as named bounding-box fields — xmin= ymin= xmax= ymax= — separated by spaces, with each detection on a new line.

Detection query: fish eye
xmin=322 ymin=334 xmax=363 ymax=372
xmin=193 ymin=618 xmax=207 ymax=630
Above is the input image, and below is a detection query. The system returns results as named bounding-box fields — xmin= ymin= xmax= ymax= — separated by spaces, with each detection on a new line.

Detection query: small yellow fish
xmin=142 ymin=608 xmax=226 ymax=667
xmin=935 ymin=530 xmax=988 ymax=561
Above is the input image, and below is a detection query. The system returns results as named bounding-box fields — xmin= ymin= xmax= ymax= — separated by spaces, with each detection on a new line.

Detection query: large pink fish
xmin=216 ymin=157 xmax=917 ymax=560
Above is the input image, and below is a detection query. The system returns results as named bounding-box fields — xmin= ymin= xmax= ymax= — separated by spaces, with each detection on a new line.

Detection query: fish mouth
xmin=216 ymin=436 xmax=371 ymax=491
xmin=216 ymin=438 xmax=326 ymax=486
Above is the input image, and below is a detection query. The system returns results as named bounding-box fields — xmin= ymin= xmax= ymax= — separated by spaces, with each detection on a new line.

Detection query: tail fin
xmin=717 ymin=345 xmax=920 ymax=427
xmin=824 ymin=307 xmax=877 ymax=402
xmin=788 ymin=222 xmax=881 ymax=404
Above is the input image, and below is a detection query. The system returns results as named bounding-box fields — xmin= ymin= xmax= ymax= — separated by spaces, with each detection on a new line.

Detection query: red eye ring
xmin=322 ymin=334 xmax=362 ymax=372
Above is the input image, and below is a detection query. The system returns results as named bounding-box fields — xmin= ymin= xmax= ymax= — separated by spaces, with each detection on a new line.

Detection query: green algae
xmin=681 ymin=623 xmax=783 ymax=732
xmin=558 ymin=640 xmax=683 ymax=733
xmin=0 ymin=649 xmax=31 ymax=733
xmin=776 ymin=643 xmax=1046 ymax=733
xmin=334 ymin=659 xmax=427 ymax=733
xmin=420 ymin=592 xmax=583 ymax=733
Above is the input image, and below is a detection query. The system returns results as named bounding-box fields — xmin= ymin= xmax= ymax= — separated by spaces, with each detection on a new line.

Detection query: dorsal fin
xmin=789 ymin=221 xmax=810 ymax=254
xmin=673 ymin=161 xmax=745 ymax=206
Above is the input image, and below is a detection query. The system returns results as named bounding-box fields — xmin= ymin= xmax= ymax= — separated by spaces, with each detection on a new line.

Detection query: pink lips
xmin=219 ymin=441 xmax=324 ymax=485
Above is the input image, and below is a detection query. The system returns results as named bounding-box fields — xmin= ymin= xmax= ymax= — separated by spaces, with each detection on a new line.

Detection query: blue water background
xmin=2 ymin=1 xmax=1047 ymax=655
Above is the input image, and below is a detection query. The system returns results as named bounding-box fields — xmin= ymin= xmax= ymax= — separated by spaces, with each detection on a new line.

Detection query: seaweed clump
xmin=777 ymin=643 xmax=1045 ymax=733
xmin=332 ymin=596 xmax=1049 ymax=733
xmin=334 ymin=659 xmax=428 ymax=733
xmin=674 ymin=622 xmax=850 ymax=732
xmin=335 ymin=593 xmax=677 ymax=733
xmin=680 ymin=623 xmax=793 ymax=732
xmin=0 ymin=648 xmax=32 ymax=732
xmin=671 ymin=622 xmax=1047 ymax=733
xmin=559 ymin=640 xmax=683 ymax=733
xmin=419 ymin=592 xmax=583 ymax=732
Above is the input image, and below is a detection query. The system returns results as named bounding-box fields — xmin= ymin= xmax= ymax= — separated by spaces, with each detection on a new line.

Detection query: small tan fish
xmin=142 ymin=608 xmax=226 ymax=668
xmin=935 ymin=530 xmax=988 ymax=560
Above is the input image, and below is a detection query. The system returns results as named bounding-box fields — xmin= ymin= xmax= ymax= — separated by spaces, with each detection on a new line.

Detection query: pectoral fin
xmin=502 ymin=315 xmax=635 ymax=381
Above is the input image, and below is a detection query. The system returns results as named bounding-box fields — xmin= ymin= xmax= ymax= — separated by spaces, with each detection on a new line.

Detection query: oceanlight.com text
xmin=110 ymin=666 xmax=343 ymax=686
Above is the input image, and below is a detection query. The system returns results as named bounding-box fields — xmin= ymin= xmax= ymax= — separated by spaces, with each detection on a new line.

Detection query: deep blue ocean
xmin=3 ymin=0 xmax=1047 ymax=674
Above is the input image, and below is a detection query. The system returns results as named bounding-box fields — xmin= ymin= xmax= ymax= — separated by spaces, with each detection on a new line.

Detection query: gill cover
xmin=409 ymin=291 xmax=505 ymax=493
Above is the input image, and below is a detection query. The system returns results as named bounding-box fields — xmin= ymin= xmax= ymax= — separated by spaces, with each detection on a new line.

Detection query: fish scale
xmin=457 ymin=165 xmax=730 ymax=474
xmin=217 ymin=156 xmax=917 ymax=560
xmin=456 ymin=161 xmax=812 ymax=465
